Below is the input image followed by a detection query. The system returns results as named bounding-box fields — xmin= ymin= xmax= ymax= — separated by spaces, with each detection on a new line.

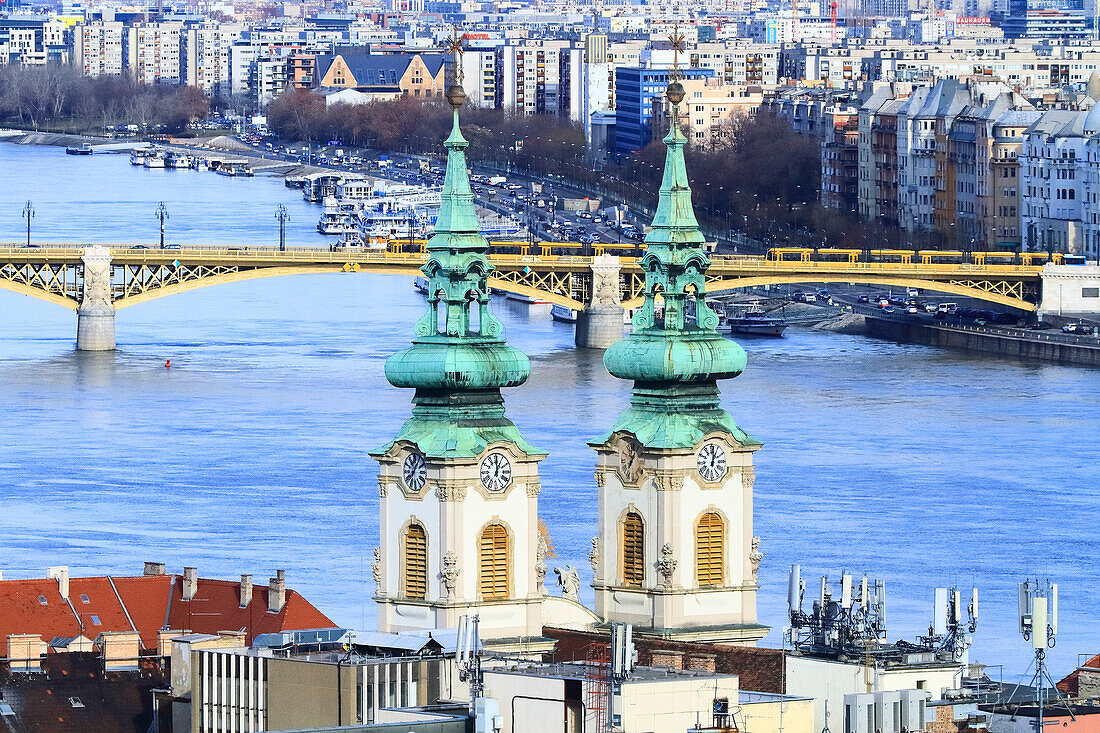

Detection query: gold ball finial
xmin=666 ymin=80 xmax=685 ymax=105
xmin=446 ymin=83 xmax=467 ymax=110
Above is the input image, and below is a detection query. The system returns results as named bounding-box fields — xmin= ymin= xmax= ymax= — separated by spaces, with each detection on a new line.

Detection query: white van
xmin=937 ymin=302 xmax=958 ymax=313
xmin=907 ymin=288 xmax=920 ymax=298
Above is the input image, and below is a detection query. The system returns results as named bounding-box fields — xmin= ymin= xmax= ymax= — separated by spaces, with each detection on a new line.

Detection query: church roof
xmin=376 ymin=78 xmax=542 ymax=460
xmin=599 ymin=82 xmax=757 ymax=451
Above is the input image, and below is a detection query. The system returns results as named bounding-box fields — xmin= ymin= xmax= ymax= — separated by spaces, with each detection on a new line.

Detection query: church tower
xmin=589 ymin=73 xmax=768 ymax=645
xmin=370 ymin=55 xmax=549 ymax=653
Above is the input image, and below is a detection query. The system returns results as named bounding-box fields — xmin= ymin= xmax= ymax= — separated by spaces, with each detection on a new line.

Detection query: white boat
xmin=130 ymin=150 xmax=148 ymax=165
xmin=144 ymin=151 xmax=166 ymax=168
xmin=506 ymin=292 xmax=551 ymax=305
xmin=165 ymin=152 xmax=194 ymax=169
xmin=359 ymin=209 xmax=433 ymax=240
xmin=414 ymin=276 xmax=429 ymax=294
xmin=551 ymin=304 xmax=577 ymax=322
xmin=317 ymin=198 xmax=361 ymax=235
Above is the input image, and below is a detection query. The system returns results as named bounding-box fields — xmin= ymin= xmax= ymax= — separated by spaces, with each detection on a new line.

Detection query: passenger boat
xmin=215 ymin=160 xmax=253 ymax=177
xmin=285 ymin=175 xmax=308 ymax=189
xmin=65 ymin=143 xmax=93 ymax=155
xmin=414 ymin=276 xmax=430 ymax=295
xmin=726 ymin=303 xmax=788 ymax=337
xmin=317 ymin=198 xmax=361 ymax=235
xmin=130 ymin=150 xmax=148 ymax=165
xmin=165 ymin=151 xmax=194 ymax=169
xmin=551 ymin=304 xmax=577 ymax=323
xmin=143 ymin=150 xmax=166 ymax=168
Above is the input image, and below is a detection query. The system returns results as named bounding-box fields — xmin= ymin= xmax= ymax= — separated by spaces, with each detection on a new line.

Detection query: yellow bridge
xmin=0 ymin=242 xmax=1055 ymax=350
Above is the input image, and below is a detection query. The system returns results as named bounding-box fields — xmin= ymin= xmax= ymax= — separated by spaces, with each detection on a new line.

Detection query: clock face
xmin=403 ymin=452 xmax=426 ymax=491
xmin=480 ymin=453 xmax=512 ymax=492
xmin=697 ymin=444 xmax=727 ymax=482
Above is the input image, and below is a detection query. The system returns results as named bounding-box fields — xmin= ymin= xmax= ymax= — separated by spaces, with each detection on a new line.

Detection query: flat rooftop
xmin=485 ymin=661 xmax=737 ymax=683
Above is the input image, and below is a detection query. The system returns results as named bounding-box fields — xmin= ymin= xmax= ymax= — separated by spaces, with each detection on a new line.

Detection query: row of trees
xmin=0 ymin=65 xmax=210 ymax=134
xmin=266 ymin=89 xmax=848 ymax=248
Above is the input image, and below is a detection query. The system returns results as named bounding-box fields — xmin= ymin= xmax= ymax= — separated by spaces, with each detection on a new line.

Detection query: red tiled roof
xmin=1058 ymin=653 xmax=1100 ymax=696
xmin=0 ymin=573 xmax=335 ymax=655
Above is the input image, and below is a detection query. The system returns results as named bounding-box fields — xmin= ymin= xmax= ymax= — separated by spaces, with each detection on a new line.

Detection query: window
xmin=621 ymin=512 xmax=644 ymax=587
xmin=404 ymin=523 xmax=427 ymax=599
xmin=479 ymin=523 xmax=509 ymax=600
xmin=696 ymin=512 xmax=725 ymax=587
xmin=79 ymin=594 xmax=90 ymax=604
xmin=37 ymin=595 xmax=47 ymax=606
xmin=90 ymin=615 xmax=101 ymax=625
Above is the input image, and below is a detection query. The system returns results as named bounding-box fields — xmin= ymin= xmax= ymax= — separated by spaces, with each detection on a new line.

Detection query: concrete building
xmin=823 ymin=113 xmax=861 ymax=213
xmin=787 ymin=653 xmax=959 ymax=733
xmin=495 ymin=39 xmax=568 ymax=115
xmin=1021 ymin=109 xmax=1088 ymax=253
xmin=185 ymin=23 xmax=247 ymax=95
xmin=74 ymin=20 xmax=124 ymax=76
xmin=125 ymin=21 xmax=185 ymax=84
xmin=481 ymin=661 xmax=813 ymax=733
xmin=169 ymin=628 xmax=466 ymax=733
xmin=651 ymin=77 xmax=766 ymax=147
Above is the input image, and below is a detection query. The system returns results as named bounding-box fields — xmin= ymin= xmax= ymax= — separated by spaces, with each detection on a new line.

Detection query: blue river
xmin=0 ymin=143 xmax=1097 ymax=680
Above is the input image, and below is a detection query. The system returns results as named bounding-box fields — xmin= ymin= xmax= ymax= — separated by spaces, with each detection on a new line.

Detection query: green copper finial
xmin=378 ymin=69 xmax=541 ymax=459
xmin=598 ymin=86 xmax=757 ymax=450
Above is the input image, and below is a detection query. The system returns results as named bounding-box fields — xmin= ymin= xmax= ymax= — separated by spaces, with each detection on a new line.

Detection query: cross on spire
xmin=668 ymin=22 xmax=686 ymax=81
xmin=443 ymin=25 xmax=465 ymax=87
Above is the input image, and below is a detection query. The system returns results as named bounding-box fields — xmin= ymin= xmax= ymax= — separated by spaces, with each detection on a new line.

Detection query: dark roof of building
xmin=542 ymin=627 xmax=786 ymax=693
xmin=315 ymin=52 xmax=448 ymax=88
xmin=0 ymin=572 xmax=335 ymax=655
xmin=0 ymin=652 xmax=169 ymax=733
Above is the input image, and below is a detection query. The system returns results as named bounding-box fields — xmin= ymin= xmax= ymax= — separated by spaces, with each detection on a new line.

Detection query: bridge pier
xmin=76 ymin=246 xmax=115 ymax=351
xmin=1038 ymin=264 xmax=1100 ymax=320
xmin=575 ymin=254 xmax=625 ymax=349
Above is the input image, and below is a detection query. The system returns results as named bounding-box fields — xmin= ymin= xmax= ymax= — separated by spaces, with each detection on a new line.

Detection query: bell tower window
xmin=696 ymin=512 xmax=725 ymax=588
xmin=621 ymin=511 xmax=645 ymax=588
xmin=479 ymin=523 xmax=510 ymax=600
xmin=404 ymin=523 xmax=428 ymax=599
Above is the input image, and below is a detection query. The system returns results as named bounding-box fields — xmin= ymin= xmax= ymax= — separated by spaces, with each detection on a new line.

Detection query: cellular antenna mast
xmin=1009 ymin=580 xmax=1075 ymax=732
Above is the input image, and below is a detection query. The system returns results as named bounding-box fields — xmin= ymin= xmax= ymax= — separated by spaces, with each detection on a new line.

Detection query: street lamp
xmin=276 ymin=205 xmax=289 ymax=252
xmin=22 ymin=200 xmax=33 ymax=247
xmin=156 ymin=202 xmax=169 ymax=249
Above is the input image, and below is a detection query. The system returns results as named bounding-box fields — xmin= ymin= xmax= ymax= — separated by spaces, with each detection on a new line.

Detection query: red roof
xmin=0 ymin=573 xmax=335 ymax=656
xmin=1058 ymin=653 xmax=1100 ymax=696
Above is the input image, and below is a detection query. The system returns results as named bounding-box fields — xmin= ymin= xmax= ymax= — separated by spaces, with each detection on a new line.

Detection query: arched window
xmin=479 ymin=523 xmax=509 ymax=600
xmin=404 ymin=523 xmax=428 ymax=599
xmin=621 ymin=512 xmax=645 ymax=588
xmin=696 ymin=512 xmax=725 ymax=588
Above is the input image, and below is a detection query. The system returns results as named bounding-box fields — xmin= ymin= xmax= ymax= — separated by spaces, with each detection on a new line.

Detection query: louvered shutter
xmin=621 ymin=512 xmax=645 ymax=588
xmin=479 ymin=524 xmax=509 ymax=600
xmin=404 ymin=524 xmax=428 ymax=599
xmin=696 ymin=513 xmax=725 ymax=587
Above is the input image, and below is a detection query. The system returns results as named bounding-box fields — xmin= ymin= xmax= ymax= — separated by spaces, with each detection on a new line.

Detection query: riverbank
xmin=866 ymin=315 xmax=1100 ymax=368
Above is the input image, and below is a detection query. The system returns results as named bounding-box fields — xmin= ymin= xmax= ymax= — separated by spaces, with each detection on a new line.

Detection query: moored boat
xmin=551 ymin=304 xmax=577 ymax=323
xmin=727 ymin=303 xmax=788 ymax=337
xmin=66 ymin=143 xmax=93 ymax=155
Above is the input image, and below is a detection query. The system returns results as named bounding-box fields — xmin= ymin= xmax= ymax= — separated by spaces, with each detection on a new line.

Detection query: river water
xmin=0 ymin=143 xmax=1097 ymax=679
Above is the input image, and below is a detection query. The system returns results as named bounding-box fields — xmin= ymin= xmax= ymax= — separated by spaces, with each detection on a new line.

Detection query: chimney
xmin=144 ymin=561 xmax=166 ymax=576
xmin=46 ymin=566 xmax=69 ymax=601
xmin=268 ymin=570 xmax=286 ymax=614
xmin=239 ymin=574 xmax=253 ymax=608
xmin=183 ymin=567 xmax=198 ymax=601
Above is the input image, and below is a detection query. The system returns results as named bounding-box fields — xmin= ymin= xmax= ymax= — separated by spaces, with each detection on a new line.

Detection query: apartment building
xmin=823 ymin=113 xmax=861 ymax=213
xmin=74 ymin=20 xmax=124 ymax=76
xmin=1021 ymin=110 xmax=1088 ymax=253
xmin=868 ymin=40 xmax=1100 ymax=87
xmin=614 ymin=66 xmax=714 ymax=154
xmin=185 ymin=22 xmax=246 ymax=95
xmin=125 ymin=21 xmax=185 ymax=84
xmin=495 ymin=39 xmax=569 ymax=115
xmin=652 ymin=77 xmax=766 ymax=146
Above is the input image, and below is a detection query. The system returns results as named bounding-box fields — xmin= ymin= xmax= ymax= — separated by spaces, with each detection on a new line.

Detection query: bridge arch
xmin=621 ymin=274 xmax=1037 ymax=312
xmin=0 ymin=279 xmax=79 ymax=309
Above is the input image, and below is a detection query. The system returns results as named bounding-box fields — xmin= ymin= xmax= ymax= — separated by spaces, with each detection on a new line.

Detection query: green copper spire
xmin=598 ymin=80 xmax=758 ymax=450
xmin=377 ymin=72 xmax=541 ymax=459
